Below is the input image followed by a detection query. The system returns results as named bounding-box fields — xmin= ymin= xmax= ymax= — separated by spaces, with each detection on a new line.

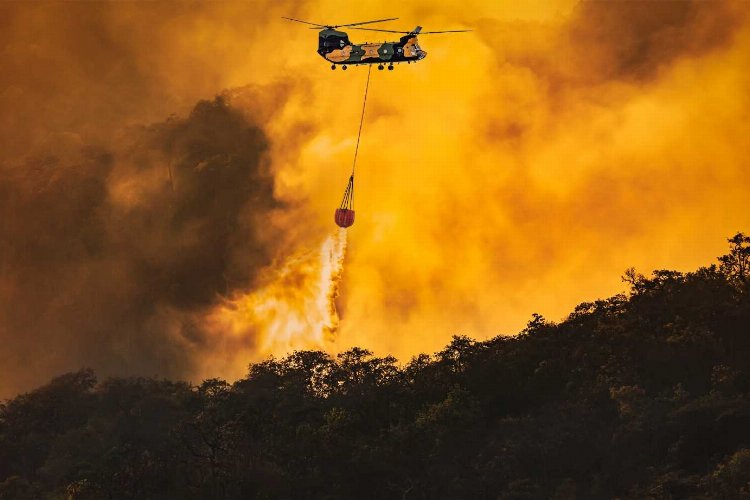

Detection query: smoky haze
xmin=2 ymin=1 xmax=750 ymax=397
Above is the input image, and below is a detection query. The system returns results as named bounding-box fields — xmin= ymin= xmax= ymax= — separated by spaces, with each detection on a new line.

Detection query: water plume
xmin=209 ymin=229 xmax=348 ymax=360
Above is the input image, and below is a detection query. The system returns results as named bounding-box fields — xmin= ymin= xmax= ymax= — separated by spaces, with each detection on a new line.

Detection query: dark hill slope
xmin=2 ymin=234 xmax=750 ymax=499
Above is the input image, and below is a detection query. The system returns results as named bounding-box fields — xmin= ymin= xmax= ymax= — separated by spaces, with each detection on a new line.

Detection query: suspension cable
xmin=339 ymin=175 xmax=354 ymax=210
xmin=350 ymin=64 xmax=372 ymax=176
xmin=339 ymin=65 xmax=372 ymax=212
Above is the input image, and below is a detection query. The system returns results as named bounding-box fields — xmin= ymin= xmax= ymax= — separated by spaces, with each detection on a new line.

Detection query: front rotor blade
xmin=348 ymin=27 xmax=410 ymax=34
xmin=349 ymin=27 xmax=471 ymax=35
xmin=335 ymin=17 xmax=399 ymax=28
xmin=281 ymin=16 xmax=328 ymax=28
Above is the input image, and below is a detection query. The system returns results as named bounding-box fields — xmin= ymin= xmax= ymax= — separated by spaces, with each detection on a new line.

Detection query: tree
xmin=719 ymin=232 xmax=750 ymax=286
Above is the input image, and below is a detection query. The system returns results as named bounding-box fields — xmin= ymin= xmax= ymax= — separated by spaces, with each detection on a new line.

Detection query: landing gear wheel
xmin=342 ymin=65 xmax=347 ymax=70
xmin=331 ymin=64 xmax=336 ymax=70
xmin=388 ymin=65 xmax=394 ymax=71
xmin=378 ymin=65 xmax=384 ymax=71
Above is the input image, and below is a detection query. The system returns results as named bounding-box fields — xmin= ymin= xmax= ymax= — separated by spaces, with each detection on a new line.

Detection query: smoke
xmin=323 ymin=0 xmax=750 ymax=357
xmin=0 ymin=94 xmax=287 ymax=396
xmin=2 ymin=0 xmax=750 ymax=397
xmin=0 ymin=0 xmax=317 ymax=396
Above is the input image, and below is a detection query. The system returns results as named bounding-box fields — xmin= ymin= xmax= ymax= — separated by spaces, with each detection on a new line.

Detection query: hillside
xmin=1 ymin=234 xmax=749 ymax=500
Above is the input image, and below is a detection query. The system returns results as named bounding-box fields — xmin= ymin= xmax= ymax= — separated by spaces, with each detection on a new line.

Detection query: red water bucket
xmin=335 ymin=208 xmax=355 ymax=228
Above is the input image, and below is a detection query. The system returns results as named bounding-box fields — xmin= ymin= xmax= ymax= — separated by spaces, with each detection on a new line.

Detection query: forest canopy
xmin=1 ymin=234 xmax=749 ymax=499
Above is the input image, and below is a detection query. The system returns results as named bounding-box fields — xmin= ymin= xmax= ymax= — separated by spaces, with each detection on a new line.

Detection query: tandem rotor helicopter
xmin=283 ymin=16 xmax=471 ymax=70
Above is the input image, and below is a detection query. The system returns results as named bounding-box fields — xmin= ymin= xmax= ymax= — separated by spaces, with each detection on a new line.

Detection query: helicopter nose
xmin=418 ymin=50 xmax=427 ymax=60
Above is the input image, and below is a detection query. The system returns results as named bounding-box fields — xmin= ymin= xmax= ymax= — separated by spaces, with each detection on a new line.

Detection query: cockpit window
xmin=324 ymin=36 xmax=349 ymax=48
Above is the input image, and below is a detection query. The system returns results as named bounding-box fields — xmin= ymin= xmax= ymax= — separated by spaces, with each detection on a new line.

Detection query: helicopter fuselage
xmin=317 ymin=28 xmax=426 ymax=66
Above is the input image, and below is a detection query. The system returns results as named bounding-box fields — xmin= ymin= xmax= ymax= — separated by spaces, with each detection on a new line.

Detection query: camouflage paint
xmin=319 ymin=30 xmax=426 ymax=66
xmin=326 ymin=45 xmax=353 ymax=62
xmin=401 ymin=37 xmax=421 ymax=59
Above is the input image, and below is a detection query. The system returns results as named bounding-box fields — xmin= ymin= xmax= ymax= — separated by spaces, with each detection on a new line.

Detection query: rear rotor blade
xmin=419 ymin=30 xmax=472 ymax=34
xmin=281 ymin=16 xmax=328 ymax=28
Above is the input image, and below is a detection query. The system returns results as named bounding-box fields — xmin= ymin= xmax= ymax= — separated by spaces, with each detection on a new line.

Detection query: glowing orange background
xmin=1 ymin=0 xmax=749 ymax=397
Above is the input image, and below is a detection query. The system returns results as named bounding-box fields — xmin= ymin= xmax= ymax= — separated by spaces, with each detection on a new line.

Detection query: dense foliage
xmin=2 ymin=234 xmax=750 ymax=499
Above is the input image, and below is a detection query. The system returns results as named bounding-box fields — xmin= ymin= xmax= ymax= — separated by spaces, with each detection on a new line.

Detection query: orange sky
xmin=1 ymin=1 xmax=749 ymax=397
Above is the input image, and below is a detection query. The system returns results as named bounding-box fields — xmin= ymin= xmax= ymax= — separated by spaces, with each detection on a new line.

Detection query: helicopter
xmin=283 ymin=17 xmax=471 ymax=70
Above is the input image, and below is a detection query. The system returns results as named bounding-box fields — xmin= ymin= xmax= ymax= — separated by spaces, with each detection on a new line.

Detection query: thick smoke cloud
xmin=476 ymin=0 xmax=739 ymax=90
xmin=0 ymin=96 xmax=281 ymax=396
xmin=563 ymin=1 xmax=737 ymax=83
xmin=0 ymin=0 xmax=310 ymax=396
xmin=119 ymin=98 xmax=276 ymax=308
